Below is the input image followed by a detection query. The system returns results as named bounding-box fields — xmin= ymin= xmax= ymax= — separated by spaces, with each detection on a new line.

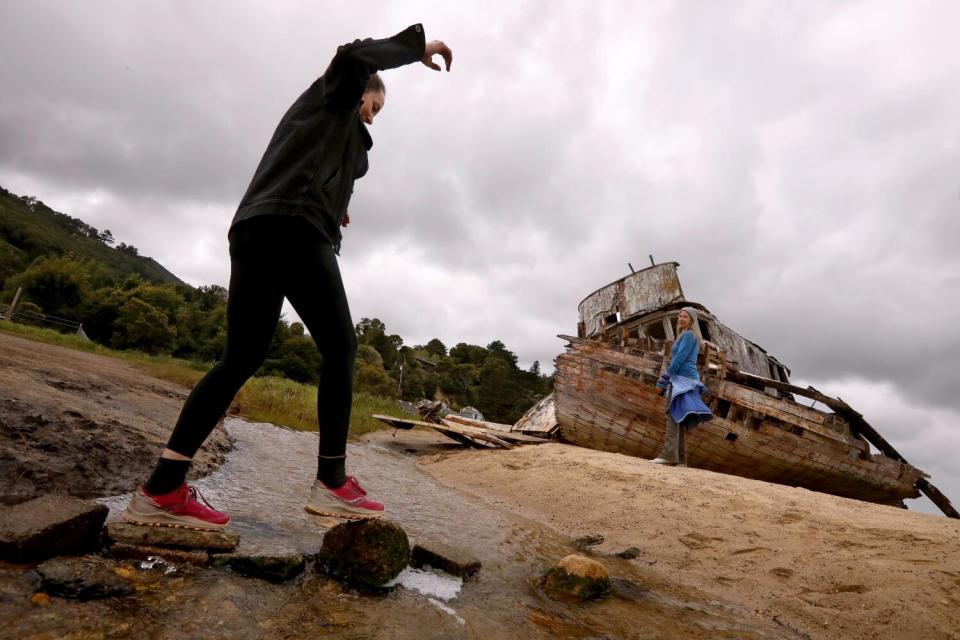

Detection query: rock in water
xmin=104 ymin=522 xmax=240 ymax=551
xmin=107 ymin=543 xmax=211 ymax=567
xmin=540 ymin=554 xmax=611 ymax=601
xmin=318 ymin=519 xmax=410 ymax=588
xmin=411 ymin=540 xmax=481 ymax=579
xmin=211 ymin=539 xmax=306 ymax=583
xmin=31 ymin=557 xmax=133 ymax=600
xmin=0 ymin=495 xmax=108 ymax=562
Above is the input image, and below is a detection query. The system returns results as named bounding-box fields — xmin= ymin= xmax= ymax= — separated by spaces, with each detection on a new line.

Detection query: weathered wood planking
xmin=554 ymin=338 xmax=927 ymax=504
xmin=512 ymin=393 xmax=559 ymax=436
xmin=442 ymin=415 xmax=548 ymax=443
xmin=371 ymin=414 xmax=548 ymax=451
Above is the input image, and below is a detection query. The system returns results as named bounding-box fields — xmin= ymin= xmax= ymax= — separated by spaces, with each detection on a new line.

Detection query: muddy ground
xmin=0 ymin=332 xmax=231 ymax=504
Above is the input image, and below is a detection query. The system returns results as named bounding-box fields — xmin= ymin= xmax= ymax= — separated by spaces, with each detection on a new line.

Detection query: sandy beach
xmin=413 ymin=437 xmax=960 ymax=639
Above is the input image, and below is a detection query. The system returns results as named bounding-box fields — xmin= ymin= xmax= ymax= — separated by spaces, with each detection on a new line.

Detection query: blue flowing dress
xmin=665 ymin=331 xmax=714 ymax=425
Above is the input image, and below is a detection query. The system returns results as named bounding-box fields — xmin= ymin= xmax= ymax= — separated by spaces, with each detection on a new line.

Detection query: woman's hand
xmin=341 ymin=211 xmax=350 ymax=227
xmin=421 ymin=40 xmax=453 ymax=71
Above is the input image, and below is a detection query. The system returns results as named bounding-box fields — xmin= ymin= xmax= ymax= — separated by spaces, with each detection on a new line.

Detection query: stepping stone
xmin=30 ymin=556 xmax=133 ymax=600
xmin=411 ymin=540 xmax=481 ymax=579
xmin=318 ymin=519 xmax=410 ymax=589
xmin=107 ymin=543 xmax=210 ymax=567
xmin=211 ymin=539 xmax=306 ymax=583
xmin=540 ymin=554 xmax=610 ymax=601
xmin=0 ymin=495 xmax=107 ymax=562
xmin=103 ymin=522 xmax=240 ymax=552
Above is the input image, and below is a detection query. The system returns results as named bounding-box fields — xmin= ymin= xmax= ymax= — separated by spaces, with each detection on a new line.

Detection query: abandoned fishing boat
xmin=546 ymin=261 xmax=957 ymax=518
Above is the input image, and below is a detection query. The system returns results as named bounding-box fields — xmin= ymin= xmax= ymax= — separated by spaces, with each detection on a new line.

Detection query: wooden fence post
xmin=4 ymin=287 xmax=23 ymax=320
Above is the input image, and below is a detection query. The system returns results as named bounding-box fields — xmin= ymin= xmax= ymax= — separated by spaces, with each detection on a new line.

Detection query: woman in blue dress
xmin=652 ymin=307 xmax=713 ymax=466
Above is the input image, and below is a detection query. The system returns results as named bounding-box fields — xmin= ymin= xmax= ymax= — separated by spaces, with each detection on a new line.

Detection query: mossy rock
xmin=318 ymin=519 xmax=410 ymax=588
xmin=540 ymin=554 xmax=610 ymax=601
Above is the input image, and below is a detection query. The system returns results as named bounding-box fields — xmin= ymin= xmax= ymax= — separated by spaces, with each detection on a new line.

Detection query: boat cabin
xmin=576 ymin=262 xmax=791 ymax=384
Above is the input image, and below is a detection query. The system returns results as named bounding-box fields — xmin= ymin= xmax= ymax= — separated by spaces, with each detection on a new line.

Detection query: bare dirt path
xmin=0 ymin=331 xmax=230 ymax=504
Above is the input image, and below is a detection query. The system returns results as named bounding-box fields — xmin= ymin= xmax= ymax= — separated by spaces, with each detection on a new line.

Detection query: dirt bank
xmin=0 ymin=332 xmax=230 ymax=504
xmin=416 ymin=439 xmax=960 ymax=640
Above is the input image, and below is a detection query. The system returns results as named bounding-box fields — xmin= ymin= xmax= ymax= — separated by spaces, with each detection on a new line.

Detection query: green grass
xmin=0 ymin=321 xmax=403 ymax=436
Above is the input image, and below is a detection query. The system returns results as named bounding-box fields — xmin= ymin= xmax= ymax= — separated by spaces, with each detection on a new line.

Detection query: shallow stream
xmin=92 ymin=417 xmax=789 ymax=639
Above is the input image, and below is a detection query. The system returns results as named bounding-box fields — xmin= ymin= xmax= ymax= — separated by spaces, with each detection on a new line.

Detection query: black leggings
xmin=165 ymin=215 xmax=357 ymax=465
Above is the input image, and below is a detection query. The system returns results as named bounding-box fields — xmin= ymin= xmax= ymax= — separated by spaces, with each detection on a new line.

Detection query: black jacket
xmin=231 ymin=24 xmax=426 ymax=251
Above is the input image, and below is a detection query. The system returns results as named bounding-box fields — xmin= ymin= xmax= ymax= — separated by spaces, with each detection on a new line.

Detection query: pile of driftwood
xmin=373 ymin=399 xmax=557 ymax=450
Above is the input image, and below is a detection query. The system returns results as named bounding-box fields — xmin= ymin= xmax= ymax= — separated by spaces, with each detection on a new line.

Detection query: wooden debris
xmin=512 ymin=393 xmax=559 ymax=436
xmin=371 ymin=413 xmax=547 ymax=450
xmin=443 ymin=414 xmax=548 ymax=443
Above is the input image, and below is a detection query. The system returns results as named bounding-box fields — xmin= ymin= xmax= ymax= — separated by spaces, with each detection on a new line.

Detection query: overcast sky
xmin=1 ymin=1 xmax=958 ymax=516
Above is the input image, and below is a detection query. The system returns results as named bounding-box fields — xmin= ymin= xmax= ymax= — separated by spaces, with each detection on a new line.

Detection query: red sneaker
xmin=123 ymin=484 xmax=231 ymax=531
xmin=304 ymin=476 xmax=384 ymax=519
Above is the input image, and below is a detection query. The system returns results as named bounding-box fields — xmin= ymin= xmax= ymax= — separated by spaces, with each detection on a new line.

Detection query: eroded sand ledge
xmin=0 ymin=332 xmax=230 ymax=503
xmin=418 ymin=441 xmax=960 ymax=640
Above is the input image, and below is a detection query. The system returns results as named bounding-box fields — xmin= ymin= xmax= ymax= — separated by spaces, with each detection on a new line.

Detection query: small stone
xmin=571 ymin=534 xmax=605 ymax=551
xmin=540 ymin=554 xmax=610 ymax=601
xmin=211 ymin=540 xmax=305 ymax=583
xmin=112 ymin=566 xmax=136 ymax=579
xmin=104 ymin=522 xmax=239 ymax=552
xmin=30 ymin=592 xmax=50 ymax=605
xmin=0 ymin=495 xmax=108 ymax=562
xmin=31 ymin=557 xmax=134 ymax=600
xmin=318 ymin=519 xmax=410 ymax=588
xmin=614 ymin=547 xmax=640 ymax=560
xmin=411 ymin=541 xmax=481 ymax=579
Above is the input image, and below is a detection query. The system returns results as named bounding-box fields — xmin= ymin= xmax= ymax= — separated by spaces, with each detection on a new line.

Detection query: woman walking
xmin=652 ymin=307 xmax=713 ymax=466
xmin=123 ymin=24 xmax=453 ymax=529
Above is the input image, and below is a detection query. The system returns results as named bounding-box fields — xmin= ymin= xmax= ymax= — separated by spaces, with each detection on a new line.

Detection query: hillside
xmin=0 ymin=185 xmax=184 ymax=290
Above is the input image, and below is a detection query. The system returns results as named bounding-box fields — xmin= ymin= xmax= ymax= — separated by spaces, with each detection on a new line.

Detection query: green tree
xmin=112 ymin=298 xmax=176 ymax=353
xmin=449 ymin=342 xmax=488 ymax=366
xmin=486 ymin=340 xmax=519 ymax=367
xmin=477 ymin=357 xmax=521 ymax=423
xmin=355 ymin=317 xmax=403 ymax=371
xmin=3 ymin=255 xmax=94 ymax=318
xmin=424 ymin=338 xmax=447 ymax=358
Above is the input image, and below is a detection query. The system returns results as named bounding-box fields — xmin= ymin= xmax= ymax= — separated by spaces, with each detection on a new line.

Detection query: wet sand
xmin=408 ymin=434 xmax=960 ymax=640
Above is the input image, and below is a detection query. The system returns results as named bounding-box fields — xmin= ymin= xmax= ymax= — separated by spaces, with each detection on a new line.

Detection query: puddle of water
xmin=93 ymin=417 xmax=792 ymax=639
xmin=387 ymin=567 xmax=462 ymax=601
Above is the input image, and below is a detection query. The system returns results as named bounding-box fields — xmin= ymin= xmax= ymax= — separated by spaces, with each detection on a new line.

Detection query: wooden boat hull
xmin=554 ymin=337 xmax=925 ymax=504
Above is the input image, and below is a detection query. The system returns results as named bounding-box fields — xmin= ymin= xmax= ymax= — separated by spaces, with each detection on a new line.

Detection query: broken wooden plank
xmin=442 ymin=413 xmax=514 ymax=433
xmin=372 ymin=415 xmax=430 ymax=430
xmin=513 ymin=393 xmax=560 ymax=436
xmin=372 ymin=414 xmax=491 ymax=448
xmin=442 ymin=414 xmax=548 ymax=443
xmin=439 ymin=419 xmax=514 ymax=448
